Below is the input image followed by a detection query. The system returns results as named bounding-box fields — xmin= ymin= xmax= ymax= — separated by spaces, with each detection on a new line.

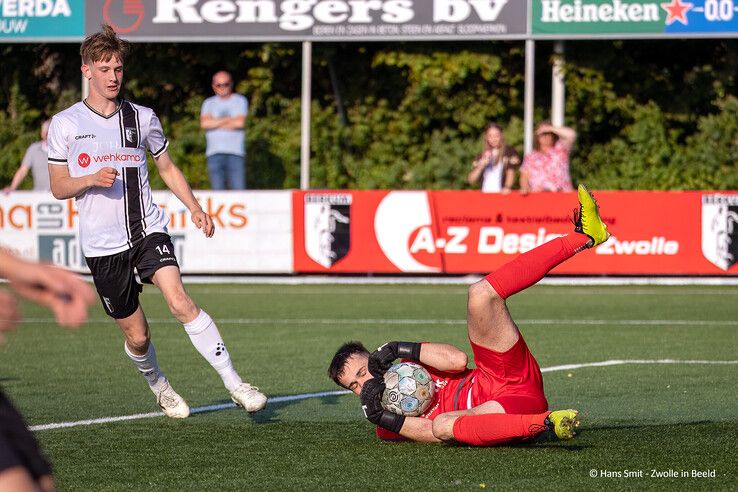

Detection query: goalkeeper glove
xmin=368 ymin=341 xmax=422 ymax=377
xmin=359 ymin=377 xmax=405 ymax=434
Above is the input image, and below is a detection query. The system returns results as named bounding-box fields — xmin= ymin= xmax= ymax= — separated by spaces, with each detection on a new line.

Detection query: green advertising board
xmin=0 ymin=0 xmax=84 ymax=41
xmin=533 ymin=0 xmax=681 ymax=35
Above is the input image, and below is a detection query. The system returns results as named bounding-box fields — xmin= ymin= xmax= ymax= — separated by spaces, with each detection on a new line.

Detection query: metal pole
xmin=300 ymin=41 xmax=312 ymax=190
xmin=551 ymin=41 xmax=565 ymax=127
xmin=524 ymin=39 xmax=535 ymax=155
xmin=82 ymin=73 xmax=89 ymax=100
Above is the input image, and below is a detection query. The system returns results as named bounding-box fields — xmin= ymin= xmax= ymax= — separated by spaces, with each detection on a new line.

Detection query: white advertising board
xmin=0 ymin=191 xmax=293 ymax=274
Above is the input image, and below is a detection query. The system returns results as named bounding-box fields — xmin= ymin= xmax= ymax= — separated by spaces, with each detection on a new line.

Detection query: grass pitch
xmin=1 ymin=283 xmax=736 ymax=491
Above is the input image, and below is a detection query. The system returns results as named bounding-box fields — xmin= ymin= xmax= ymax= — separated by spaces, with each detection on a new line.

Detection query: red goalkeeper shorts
xmin=468 ymin=334 xmax=548 ymax=414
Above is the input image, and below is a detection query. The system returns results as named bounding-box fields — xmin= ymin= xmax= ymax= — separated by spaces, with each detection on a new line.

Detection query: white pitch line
xmin=5 ymin=276 xmax=738 ymax=286
xmin=173 ymin=276 xmax=738 ymax=286
xmin=142 ymin=287 xmax=738 ymax=297
xmin=14 ymin=317 xmax=738 ymax=326
xmin=29 ymin=360 xmax=738 ymax=432
xmin=540 ymin=359 xmax=738 ymax=373
xmin=29 ymin=390 xmax=350 ymax=432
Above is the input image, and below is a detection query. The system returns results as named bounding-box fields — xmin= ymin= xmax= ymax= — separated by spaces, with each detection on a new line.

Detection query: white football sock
xmin=124 ymin=341 xmax=168 ymax=393
xmin=184 ymin=310 xmax=242 ymax=392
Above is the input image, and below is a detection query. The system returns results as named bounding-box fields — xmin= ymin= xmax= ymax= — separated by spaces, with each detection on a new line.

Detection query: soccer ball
xmin=381 ymin=362 xmax=436 ymax=417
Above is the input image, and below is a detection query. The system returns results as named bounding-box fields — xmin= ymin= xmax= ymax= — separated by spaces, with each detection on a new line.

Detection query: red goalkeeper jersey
xmin=375 ymin=336 xmax=547 ymax=441
xmin=376 ymin=363 xmax=474 ymax=441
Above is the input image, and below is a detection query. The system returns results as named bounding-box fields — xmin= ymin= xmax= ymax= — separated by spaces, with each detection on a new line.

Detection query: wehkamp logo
xmin=76 ymin=152 xmax=142 ymax=167
xmin=77 ymin=153 xmax=90 ymax=168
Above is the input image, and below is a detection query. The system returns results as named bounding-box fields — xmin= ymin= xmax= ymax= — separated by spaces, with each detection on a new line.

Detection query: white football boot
xmin=230 ymin=382 xmax=267 ymax=413
xmin=156 ymin=381 xmax=190 ymax=419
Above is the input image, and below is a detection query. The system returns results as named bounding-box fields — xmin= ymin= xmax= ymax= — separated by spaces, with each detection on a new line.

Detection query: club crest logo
xmin=104 ymin=0 xmax=145 ymax=34
xmin=304 ymin=194 xmax=351 ymax=268
xmin=125 ymin=127 xmax=138 ymax=145
xmin=701 ymin=194 xmax=738 ymax=271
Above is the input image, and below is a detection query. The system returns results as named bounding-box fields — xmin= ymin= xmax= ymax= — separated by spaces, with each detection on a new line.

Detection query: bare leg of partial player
xmin=0 ymin=467 xmax=55 ymax=492
xmin=151 ymin=266 xmax=267 ymax=412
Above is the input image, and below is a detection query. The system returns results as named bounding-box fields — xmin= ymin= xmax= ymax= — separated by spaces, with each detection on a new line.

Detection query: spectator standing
xmin=520 ymin=122 xmax=577 ymax=193
xmin=3 ymin=120 xmax=52 ymax=193
xmin=467 ymin=123 xmax=521 ymax=193
xmin=200 ymin=71 xmax=248 ymax=190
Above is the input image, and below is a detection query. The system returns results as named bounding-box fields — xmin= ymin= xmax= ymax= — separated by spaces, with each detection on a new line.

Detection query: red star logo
xmin=661 ymin=0 xmax=693 ymax=25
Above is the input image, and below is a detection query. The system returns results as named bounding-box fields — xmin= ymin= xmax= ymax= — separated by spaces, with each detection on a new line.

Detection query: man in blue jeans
xmin=200 ymin=71 xmax=248 ymax=189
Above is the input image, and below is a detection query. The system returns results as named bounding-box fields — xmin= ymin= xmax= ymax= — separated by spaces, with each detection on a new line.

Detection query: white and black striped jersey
xmin=48 ymin=100 xmax=170 ymax=257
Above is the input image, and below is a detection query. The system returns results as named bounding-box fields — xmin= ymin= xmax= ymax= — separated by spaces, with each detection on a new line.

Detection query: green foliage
xmin=2 ymin=40 xmax=738 ymax=190
xmin=0 ymin=85 xmax=41 ymax=190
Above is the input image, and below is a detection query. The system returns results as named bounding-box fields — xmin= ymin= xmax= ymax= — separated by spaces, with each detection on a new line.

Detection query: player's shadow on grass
xmin=249 ymin=393 xmax=348 ymax=424
xmin=195 ymin=393 xmax=347 ymax=424
xmin=584 ymin=421 xmax=713 ymax=432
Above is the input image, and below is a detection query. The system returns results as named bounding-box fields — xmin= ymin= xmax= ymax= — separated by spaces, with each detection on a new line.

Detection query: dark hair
xmin=328 ymin=341 xmax=369 ymax=388
xmin=534 ymin=120 xmax=559 ymax=151
xmin=80 ymin=24 xmax=130 ymax=65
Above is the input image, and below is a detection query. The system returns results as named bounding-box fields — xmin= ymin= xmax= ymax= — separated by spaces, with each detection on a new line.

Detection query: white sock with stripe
xmin=124 ymin=342 xmax=168 ymax=393
xmin=184 ymin=310 xmax=242 ymax=392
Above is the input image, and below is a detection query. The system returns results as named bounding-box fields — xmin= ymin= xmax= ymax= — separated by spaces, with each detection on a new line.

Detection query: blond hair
xmin=80 ymin=24 xmax=130 ymax=65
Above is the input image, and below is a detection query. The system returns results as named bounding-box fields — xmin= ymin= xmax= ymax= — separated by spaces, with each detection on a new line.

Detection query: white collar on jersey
xmin=83 ymin=98 xmax=123 ymax=119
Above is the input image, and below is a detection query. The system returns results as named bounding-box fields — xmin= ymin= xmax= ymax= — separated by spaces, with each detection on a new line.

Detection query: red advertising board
xmin=293 ymin=190 xmax=738 ymax=275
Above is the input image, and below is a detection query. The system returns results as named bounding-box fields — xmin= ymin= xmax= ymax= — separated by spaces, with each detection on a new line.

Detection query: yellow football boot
xmin=574 ymin=184 xmax=611 ymax=247
xmin=548 ymin=409 xmax=580 ymax=440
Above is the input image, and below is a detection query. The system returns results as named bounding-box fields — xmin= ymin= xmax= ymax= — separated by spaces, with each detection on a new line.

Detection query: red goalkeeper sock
xmin=484 ymin=235 xmax=590 ymax=299
xmin=452 ymin=412 xmax=550 ymax=447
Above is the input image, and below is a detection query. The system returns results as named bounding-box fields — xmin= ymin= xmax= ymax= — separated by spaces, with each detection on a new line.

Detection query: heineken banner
xmin=533 ymin=0 xmax=738 ymax=37
xmin=0 ymin=0 xmax=85 ymax=41
xmin=84 ymin=0 xmax=528 ymax=41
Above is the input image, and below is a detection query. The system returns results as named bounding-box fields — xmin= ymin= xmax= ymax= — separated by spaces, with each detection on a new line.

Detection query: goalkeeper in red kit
xmin=328 ymin=185 xmax=611 ymax=445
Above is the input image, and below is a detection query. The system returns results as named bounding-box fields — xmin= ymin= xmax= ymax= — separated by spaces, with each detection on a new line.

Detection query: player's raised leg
xmin=151 ymin=266 xmax=267 ymax=412
xmin=116 ymin=307 xmax=190 ymax=418
xmin=467 ymin=184 xmax=610 ymax=352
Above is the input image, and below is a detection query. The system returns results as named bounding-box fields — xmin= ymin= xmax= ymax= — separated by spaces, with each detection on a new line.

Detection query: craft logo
xmin=304 ymin=194 xmax=351 ymax=268
xmin=77 ymin=152 xmax=90 ymax=168
xmin=701 ymin=194 xmax=738 ymax=271
xmin=103 ymin=0 xmax=145 ymax=33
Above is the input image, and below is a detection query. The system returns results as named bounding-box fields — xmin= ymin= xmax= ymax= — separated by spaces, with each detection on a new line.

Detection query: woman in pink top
xmin=520 ymin=122 xmax=577 ymax=193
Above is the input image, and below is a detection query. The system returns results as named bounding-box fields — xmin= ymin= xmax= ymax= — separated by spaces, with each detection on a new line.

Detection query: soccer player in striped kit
xmin=47 ymin=25 xmax=267 ymax=418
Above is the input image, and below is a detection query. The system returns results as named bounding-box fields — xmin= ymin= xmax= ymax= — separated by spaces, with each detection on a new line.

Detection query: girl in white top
xmin=467 ymin=123 xmax=521 ymax=193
